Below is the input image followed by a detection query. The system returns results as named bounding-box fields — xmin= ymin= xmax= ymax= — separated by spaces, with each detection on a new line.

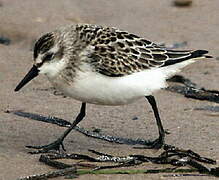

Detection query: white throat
xmin=38 ymin=59 xmax=67 ymax=78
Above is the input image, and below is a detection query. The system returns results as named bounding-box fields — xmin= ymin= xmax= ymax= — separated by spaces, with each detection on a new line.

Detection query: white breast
xmin=47 ymin=58 xmax=197 ymax=106
xmin=49 ymin=67 xmax=168 ymax=106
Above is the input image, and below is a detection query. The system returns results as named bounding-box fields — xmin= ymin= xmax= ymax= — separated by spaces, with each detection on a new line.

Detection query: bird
xmin=14 ymin=24 xmax=212 ymax=153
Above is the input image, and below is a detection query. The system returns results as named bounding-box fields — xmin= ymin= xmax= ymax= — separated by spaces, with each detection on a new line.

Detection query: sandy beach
xmin=0 ymin=0 xmax=218 ymax=179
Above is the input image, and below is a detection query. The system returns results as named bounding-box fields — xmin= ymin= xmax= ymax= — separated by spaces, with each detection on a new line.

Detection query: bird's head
xmin=14 ymin=31 xmax=67 ymax=92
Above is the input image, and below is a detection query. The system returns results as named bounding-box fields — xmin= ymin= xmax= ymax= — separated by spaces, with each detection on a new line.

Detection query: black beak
xmin=14 ymin=65 xmax=39 ymax=92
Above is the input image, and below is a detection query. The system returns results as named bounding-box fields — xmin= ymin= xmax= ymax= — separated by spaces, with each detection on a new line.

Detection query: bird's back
xmin=73 ymin=24 xmax=211 ymax=78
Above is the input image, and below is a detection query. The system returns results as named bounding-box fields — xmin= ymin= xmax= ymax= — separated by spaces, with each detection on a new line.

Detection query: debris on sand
xmin=0 ymin=36 xmax=11 ymax=45
xmin=173 ymin=0 xmax=192 ymax=7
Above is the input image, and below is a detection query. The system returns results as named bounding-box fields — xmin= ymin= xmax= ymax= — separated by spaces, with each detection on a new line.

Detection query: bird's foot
xmin=26 ymin=138 xmax=65 ymax=154
xmin=148 ymin=136 xmax=164 ymax=149
xmin=134 ymin=136 xmax=164 ymax=149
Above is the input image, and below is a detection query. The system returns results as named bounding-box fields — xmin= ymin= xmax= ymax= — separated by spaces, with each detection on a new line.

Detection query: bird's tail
xmin=161 ymin=50 xmax=213 ymax=78
xmin=162 ymin=50 xmax=213 ymax=67
xmin=191 ymin=50 xmax=213 ymax=59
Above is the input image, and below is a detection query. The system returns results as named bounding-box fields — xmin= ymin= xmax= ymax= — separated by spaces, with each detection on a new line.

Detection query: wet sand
xmin=0 ymin=0 xmax=218 ymax=179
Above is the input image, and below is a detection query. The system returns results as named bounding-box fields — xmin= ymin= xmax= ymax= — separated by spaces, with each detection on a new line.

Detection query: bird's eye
xmin=42 ymin=52 xmax=54 ymax=62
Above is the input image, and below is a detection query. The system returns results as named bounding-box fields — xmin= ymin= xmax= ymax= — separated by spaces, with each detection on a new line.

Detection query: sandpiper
xmin=14 ymin=24 xmax=212 ymax=153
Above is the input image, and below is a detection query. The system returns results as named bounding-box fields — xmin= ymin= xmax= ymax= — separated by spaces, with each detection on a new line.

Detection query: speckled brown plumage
xmin=33 ymin=24 xmax=210 ymax=78
xmin=34 ymin=32 xmax=55 ymax=59
xmin=70 ymin=24 xmax=209 ymax=77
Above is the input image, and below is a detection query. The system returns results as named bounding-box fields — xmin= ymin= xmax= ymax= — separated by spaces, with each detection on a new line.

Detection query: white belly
xmin=49 ymin=68 xmax=168 ymax=106
xmin=42 ymin=55 xmax=196 ymax=105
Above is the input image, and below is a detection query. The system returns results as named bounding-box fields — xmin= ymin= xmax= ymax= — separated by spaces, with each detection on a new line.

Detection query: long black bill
xmin=14 ymin=65 xmax=39 ymax=92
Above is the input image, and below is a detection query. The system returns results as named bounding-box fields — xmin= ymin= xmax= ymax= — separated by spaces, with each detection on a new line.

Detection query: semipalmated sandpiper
xmin=14 ymin=24 xmax=212 ymax=153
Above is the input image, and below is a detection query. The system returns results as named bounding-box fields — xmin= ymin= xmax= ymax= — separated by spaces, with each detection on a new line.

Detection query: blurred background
xmin=0 ymin=0 xmax=218 ymax=179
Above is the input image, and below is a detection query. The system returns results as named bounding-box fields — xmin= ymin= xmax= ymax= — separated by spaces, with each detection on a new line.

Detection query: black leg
xmin=26 ymin=103 xmax=86 ymax=153
xmin=145 ymin=95 xmax=165 ymax=149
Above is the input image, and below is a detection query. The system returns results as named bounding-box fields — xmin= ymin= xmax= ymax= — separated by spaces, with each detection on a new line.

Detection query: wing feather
xmin=76 ymin=24 xmax=210 ymax=77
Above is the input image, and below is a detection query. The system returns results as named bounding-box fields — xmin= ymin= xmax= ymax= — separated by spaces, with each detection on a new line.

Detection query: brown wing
xmin=76 ymin=24 xmax=209 ymax=77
